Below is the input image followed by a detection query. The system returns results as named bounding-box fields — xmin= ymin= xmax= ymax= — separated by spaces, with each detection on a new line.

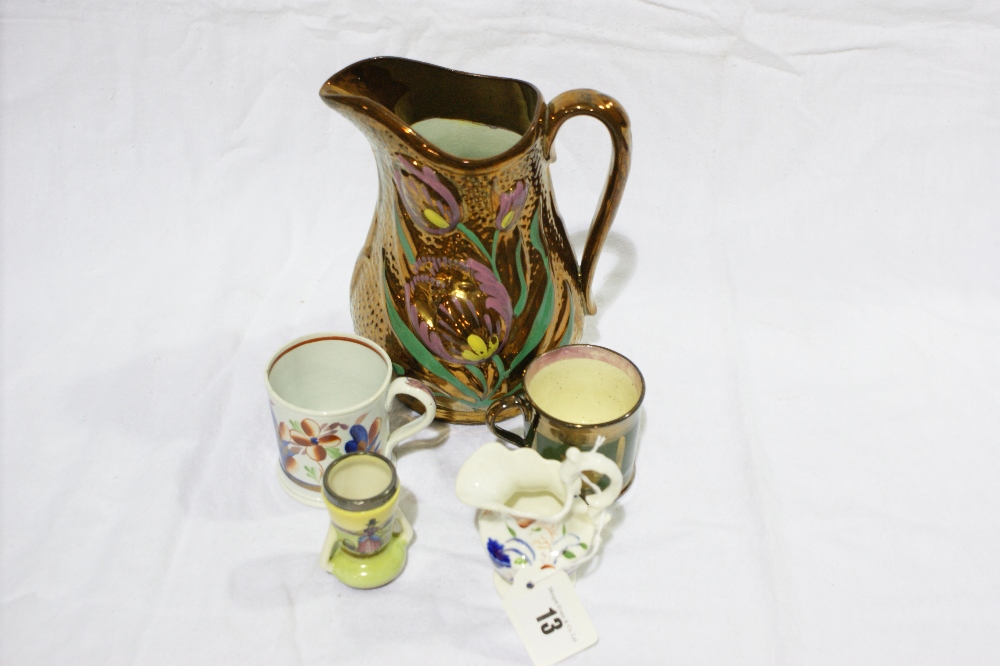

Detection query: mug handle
xmin=543 ymin=89 xmax=631 ymax=316
xmin=485 ymin=392 xmax=532 ymax=448
xmin=382 ymin=377 xmax=436 ymax=459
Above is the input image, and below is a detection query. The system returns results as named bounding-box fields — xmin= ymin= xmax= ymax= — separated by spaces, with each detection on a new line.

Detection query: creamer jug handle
xmin=560 ymin=448 xmax=623 ymax=514
xmin=544 ymin=89 xmax=632 ymax=315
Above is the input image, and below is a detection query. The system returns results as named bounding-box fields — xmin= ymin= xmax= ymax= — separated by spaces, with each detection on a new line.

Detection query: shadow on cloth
xmin=568 ymin=230 xmax=637 ymax=344
xmin=56 ymin=333 xmax=450 ymax=523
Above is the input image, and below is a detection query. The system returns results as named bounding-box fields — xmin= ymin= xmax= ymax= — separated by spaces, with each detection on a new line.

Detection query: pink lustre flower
xmin=392 ymin=154 xmax=462 ymax=234
xmin=404 ymin=257 xmax=513 ymax=366
xmin=494 ymin=180 xmax=528 ymax=231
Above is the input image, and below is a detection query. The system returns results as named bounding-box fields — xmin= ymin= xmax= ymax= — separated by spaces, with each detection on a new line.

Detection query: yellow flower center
xmin=500 ymin=211 xmax=515 ymax=229
xmin=423 ymin=208 xmax=450 ymax=229
xmin=461 ymin=334 xmax=500 ymax=362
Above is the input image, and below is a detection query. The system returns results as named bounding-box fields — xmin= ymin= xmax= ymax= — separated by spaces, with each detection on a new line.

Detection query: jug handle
xmin=561 ymin=448 xmax=623 ymax=514
xmin=543 ymin=89 xmax=632 ymax=316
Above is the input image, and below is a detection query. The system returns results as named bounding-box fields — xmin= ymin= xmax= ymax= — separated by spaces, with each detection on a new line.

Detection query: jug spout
xmin=319 ymin=59 xmax=411 ymax=136
xmin=320 ymin=57 xmax=541 ymax=167
xmin=455 ymin=443 xmax=575 ymax=523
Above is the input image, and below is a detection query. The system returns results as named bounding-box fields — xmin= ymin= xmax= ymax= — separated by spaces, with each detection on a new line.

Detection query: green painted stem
xmin=508 ymin=208 xmax=554 ymax=371
xmin=395 ymin=209 xmax=416 ymax=266
xmin=457 ymin=224 xmax=494 ymax=274
xmin=513 ymin=240 xmax=528 ymax=316
xmin=466 ymin=364 xmax=489 ymax=397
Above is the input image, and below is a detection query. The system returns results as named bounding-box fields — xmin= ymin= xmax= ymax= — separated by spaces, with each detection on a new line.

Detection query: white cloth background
xmin=2 ymin=1 xmax=999 ymax=663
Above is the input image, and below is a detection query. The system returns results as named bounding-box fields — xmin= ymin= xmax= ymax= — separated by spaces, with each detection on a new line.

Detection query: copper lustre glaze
xmin=321 ymin=57 xmax=631 ymax=423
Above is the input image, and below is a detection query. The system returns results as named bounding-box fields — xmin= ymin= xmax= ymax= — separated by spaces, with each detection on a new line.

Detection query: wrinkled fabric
xmin=2 ymin=1 xmax=999 ymax=663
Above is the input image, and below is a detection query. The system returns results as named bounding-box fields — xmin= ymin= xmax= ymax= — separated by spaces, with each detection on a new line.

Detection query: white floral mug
xmin=266 ymin=332 xmax=436 ymax=507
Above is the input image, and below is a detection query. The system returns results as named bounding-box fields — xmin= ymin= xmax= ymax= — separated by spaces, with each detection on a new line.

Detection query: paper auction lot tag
xmin=503 ymin=568 xmax=599 ymax=666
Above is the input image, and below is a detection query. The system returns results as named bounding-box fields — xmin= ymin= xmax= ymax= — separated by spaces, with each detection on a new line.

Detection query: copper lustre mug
xmin=485 ymin=344 xmax=644 ymax=492
xmin=266 ymin=332 xmax=436 ymax=507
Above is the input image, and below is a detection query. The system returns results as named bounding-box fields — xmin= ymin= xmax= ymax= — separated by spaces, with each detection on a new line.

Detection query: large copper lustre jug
xmin=321 ymin=57 xmax=631 ymax=423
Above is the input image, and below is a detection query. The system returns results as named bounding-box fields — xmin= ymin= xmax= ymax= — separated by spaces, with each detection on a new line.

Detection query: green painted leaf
xmin=513 ymin=557 xmax=526 ymax=565
xmin=392 ymin=362 xmax=406 ymax=376
xmin=466 ymin=363 xmax=488 ymax=397
xmin=579 ymin=542 xmax=588 ymax=549
xmin=394 ymin=208 xmax=416 ymax=266
xmin=508 ymin=208 xmax=554 ymax=371
xmin=290 ymin=420 xmax=304 ymax=434
xmin=383 ymin=284 xmax=478 ymax=400
xmin=562 ymin=550 xmax=576 ymax=559
xmin=513 ymin=234 xmax=528 ymax=316
xmin=480 ymin=355 xmax=507 ymax=403
xmin=491 ymin=226 xmax=501 ymax=267
xmin=507 ymin=525 xmax=516 ymax=537
xmin=562 ymin=524 xmax=567 ymax=536
xmin=304 ymin=465 xmax=318 ymax=480
xmin=457 ymin=223 xmax=493 ymax=270
xmin=325 ymin=447 xmax=342 ymax=459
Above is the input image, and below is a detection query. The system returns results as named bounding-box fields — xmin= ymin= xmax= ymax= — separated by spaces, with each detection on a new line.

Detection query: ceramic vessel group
xmin=263 ymin=57 xmax=642 ymax=592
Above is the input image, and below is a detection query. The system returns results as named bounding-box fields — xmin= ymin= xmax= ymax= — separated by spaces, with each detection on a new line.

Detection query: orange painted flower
xmin=281 ymin=419 xmax=341 ymax=462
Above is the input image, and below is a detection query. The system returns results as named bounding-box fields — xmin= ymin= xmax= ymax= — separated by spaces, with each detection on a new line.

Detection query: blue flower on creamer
xmin=487 ymin=538 xmax=511 ymax=568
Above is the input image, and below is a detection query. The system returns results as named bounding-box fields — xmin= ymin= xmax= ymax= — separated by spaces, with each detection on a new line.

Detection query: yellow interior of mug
xmin=524 ymin=345 xmax=643 ymax=426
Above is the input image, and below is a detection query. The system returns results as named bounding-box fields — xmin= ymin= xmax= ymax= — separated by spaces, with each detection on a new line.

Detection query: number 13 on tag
xmin=503 ymin=569 xmax=599 ymax=666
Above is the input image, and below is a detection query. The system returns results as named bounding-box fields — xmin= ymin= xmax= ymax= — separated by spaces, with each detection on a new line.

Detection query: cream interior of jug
xmin=410 ymin=118 xmax=523 ymax=160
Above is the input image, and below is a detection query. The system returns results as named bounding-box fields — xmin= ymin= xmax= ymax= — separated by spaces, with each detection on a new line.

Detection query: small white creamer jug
xmin=455 ymin=441 xmax=622 ymax=594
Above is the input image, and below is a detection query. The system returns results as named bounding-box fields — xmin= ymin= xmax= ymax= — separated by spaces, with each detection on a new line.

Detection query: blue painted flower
xmin=487 ymin=538 xmax=511 ymax=568
xmin=344 ymin=419 xmax=381 ymax=454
